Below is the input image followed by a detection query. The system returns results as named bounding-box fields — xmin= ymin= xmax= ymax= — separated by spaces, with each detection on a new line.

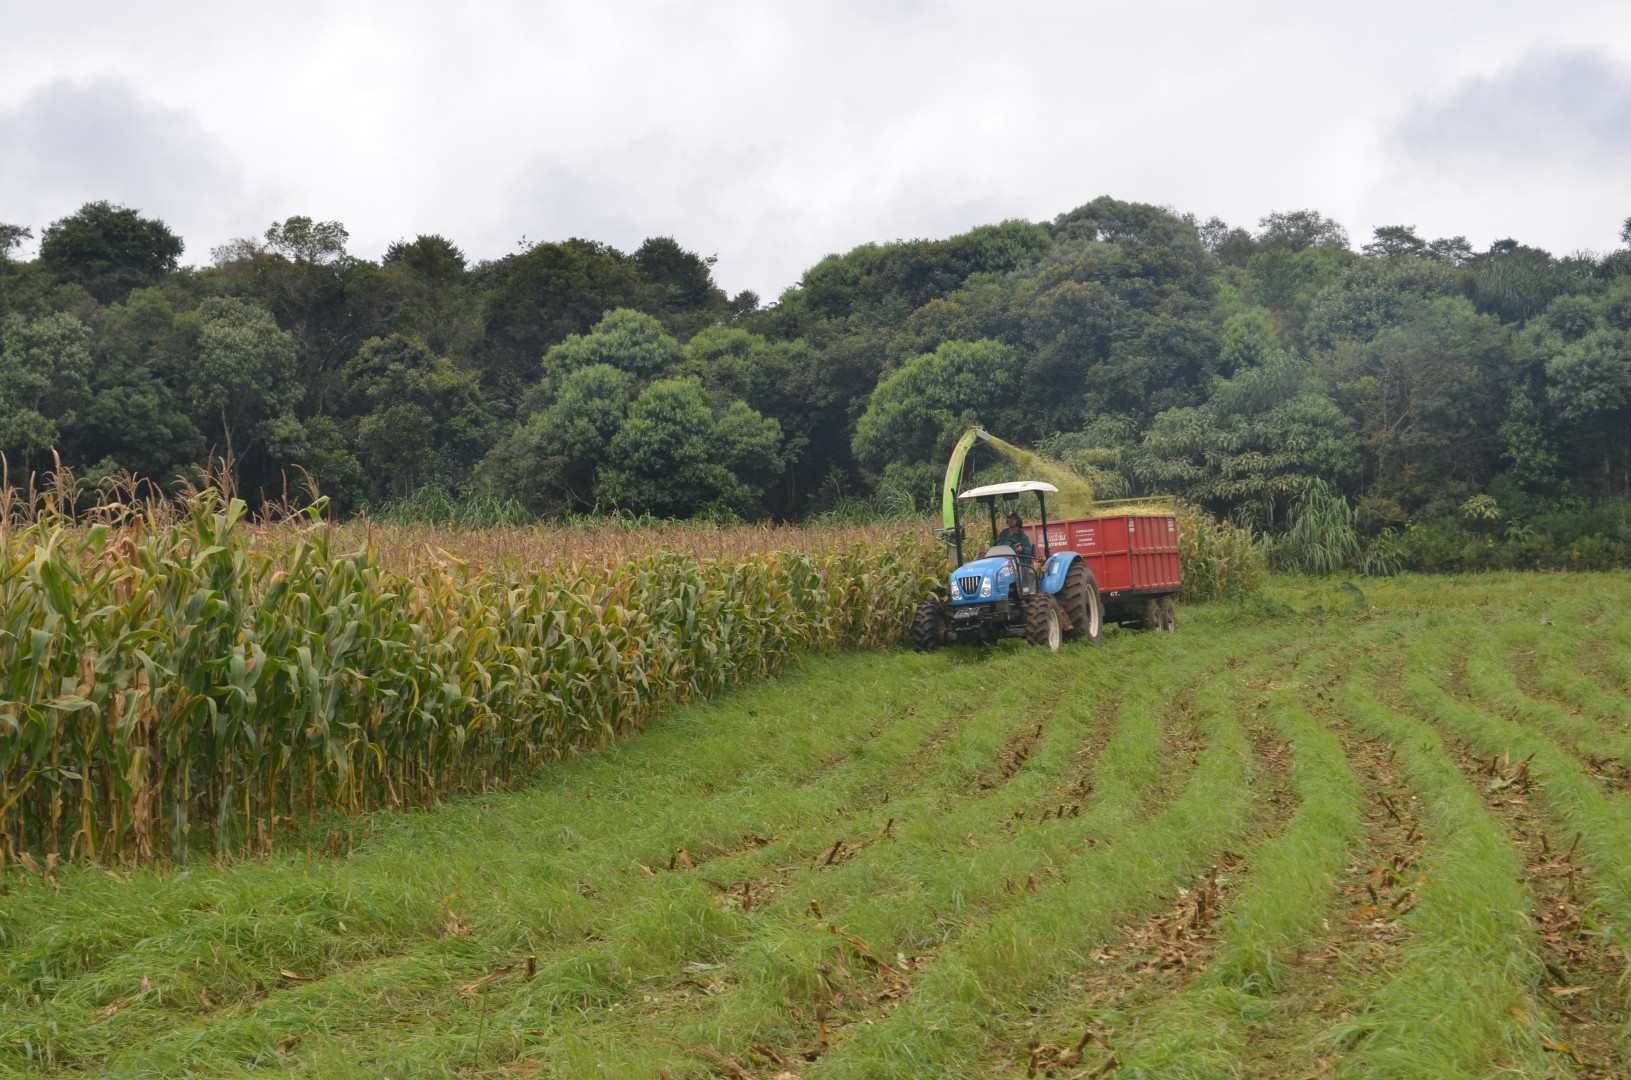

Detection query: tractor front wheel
xmin=1025 ymin=594 xmax=1063 ymax=652
xmin=914 ymin=597 xmax=949 ymax=652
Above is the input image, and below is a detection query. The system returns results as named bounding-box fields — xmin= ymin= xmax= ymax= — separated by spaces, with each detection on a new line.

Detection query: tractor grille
xmin=958 ymin=575 xmax=983 ymax=596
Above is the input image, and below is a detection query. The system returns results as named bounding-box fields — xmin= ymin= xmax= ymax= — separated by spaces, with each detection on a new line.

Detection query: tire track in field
xmin=1391 ymin=625 xmax=1631 ymax=1075
xmin=1495 ymin=644 xmax=1631 ymax=797
xmin=1590 ymin=613 xmax=1631 ymax=696
xmin=794 ymin=636 xmax=1295 ymax=1079
xmin=1010 ymin=614 xmax=1446 ymax=1078
xmin=53 ymin=656 xmax=1029 ymax=1076
xmin=555 ymin=663 xmax=1143 ymax=1074
xmin=1445 ymin=629 xmax=1631 ymax=804
xmin=89 ymin=651 xmax=1090 ymax=1078
xmin=1001 ymin=628 xmax=1408 ymax=1079
xmin=1328 ymin=677 xmax=1554 ymax=1078
xmin=1513 ymin=633 xmax=1631 ymax=737
xmin=530 ymin=637 xmax=1269 ymax=1078
xmin=1219 ymin=704 xmax=1427 ymax=1078
xmin=1442 ymin=737 xmax=1631 ymax=1076
xmin=1339 ymin=612 xmax=1628 ymax=1079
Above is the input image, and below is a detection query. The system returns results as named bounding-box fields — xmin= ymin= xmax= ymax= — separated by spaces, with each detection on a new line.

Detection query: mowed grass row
xmin=4 ymin=573 xmax=1630 ymax=1077
xmin=2 ymin=651 xmax=1006 ymax=1072
xmin=1062 ymin=633 xmax=1385 ymax=1079
xmin=1002 ymin=577 xmax=1631 ymax=1079
xmin=621 ymin=632 xmax=1287 ymax=1079
xmin=3 ymin=613 xmax=1259 ymax=1076
xmin=2 ymin=608 xmax=1270 ymax=1077
xmin=89 ymin=652 xmax=1067 ymax=1077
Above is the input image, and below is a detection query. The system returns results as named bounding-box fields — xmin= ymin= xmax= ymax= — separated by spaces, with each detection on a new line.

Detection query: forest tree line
xmin=2 ymin=197 xmax=1629 ymax=566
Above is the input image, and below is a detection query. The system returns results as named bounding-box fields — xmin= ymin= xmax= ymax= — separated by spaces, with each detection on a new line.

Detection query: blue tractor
xmin=914 ymin=430 xmax=1103 ymax=653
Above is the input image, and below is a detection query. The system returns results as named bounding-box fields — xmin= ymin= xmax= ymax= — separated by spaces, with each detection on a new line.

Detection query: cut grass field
xmin=3 ymin=573 xmax=1630 ymax=1078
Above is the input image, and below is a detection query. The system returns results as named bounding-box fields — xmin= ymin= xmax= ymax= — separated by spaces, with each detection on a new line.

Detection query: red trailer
xmin=1032 ymin=498 xmax=1181 ymax=631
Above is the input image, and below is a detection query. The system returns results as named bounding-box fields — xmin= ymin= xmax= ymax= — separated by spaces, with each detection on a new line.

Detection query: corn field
xmin=1175 ymin=502 xmax=1263 ymax=602
xmin=0 ymin=496 xmax=942 ymax=863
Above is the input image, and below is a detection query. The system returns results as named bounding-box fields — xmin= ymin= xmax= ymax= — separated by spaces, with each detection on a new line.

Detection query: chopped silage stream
xmin=3 ymin=576 xmax=1630 ymax=1078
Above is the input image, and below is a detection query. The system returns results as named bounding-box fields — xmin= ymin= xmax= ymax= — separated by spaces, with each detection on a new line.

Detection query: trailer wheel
xmin=1025 ymin=594 xmax=1063 ymax=652
xmin=1059 ymin=562 xmax=1103 ymax=645
xmin=914 ymin=597 xmax=949 ymax=652
xmin=1138 ymin=598 xmax=1162 ymax=631
xmin=1159 ymin=596 xmax=1178 ymax=632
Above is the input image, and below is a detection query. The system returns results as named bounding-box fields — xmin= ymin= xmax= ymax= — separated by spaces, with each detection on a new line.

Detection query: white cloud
xmin=1364 ymin=50 xmax=1631 ymax=255
xmin=1395 ymin=50 xmax=1631 ymax=167
xmin=4 ymin=2 xmax=1630 ymax=292
xmin=0 ymin=78 xmax=274 ymax=262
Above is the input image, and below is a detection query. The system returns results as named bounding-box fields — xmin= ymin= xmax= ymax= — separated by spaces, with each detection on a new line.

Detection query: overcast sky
xmin=3 ymin=0 xmax=1629 ymax=299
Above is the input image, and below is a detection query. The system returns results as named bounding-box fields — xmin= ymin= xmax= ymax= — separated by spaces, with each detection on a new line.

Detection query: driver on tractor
xmin=995 ymin=511 xmax=1035 ymax=560
xmin=995 ymin=510 xmax=1042 ymax=592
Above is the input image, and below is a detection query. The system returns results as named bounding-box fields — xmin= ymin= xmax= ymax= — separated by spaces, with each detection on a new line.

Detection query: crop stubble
xmin=3 ymin=574 xmax=1630 ymax=1077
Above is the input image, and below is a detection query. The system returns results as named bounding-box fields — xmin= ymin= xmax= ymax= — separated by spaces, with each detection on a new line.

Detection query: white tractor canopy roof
xmin=957 ymin=480 xmax=1059 ymax=501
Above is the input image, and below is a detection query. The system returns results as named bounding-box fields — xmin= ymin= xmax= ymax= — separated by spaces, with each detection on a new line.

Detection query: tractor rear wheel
xmin=1059 ymin=561 xmax=1103 ymax=645
xmin=1025 ymin=594 xmax=1063 ymax=652
xmin=914 ymin=597 xmax=949 ymax=652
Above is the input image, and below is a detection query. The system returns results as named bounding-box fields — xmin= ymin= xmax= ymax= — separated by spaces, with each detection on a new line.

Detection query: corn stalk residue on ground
xmin=4 ymin=573 xmax=1630 ymax=1077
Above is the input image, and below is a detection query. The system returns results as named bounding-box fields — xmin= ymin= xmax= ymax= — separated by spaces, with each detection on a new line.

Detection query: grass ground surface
xmin=3 ymin=573 xmax=1630 ymax=1078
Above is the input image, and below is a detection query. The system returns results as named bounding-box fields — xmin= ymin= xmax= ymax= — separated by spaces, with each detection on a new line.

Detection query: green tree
xmin=1544 ymin=332 xmax=1630 ymax=419
xmin=1543 ymin=328 xmax=1631 ymax=496
xmin=1218 ymin=309 xmax=1280 ymax=372
xmin=259 ymin=414 xmax=368 ymax=510
xmin=1302 ymin=256 xmax=1456 ymax=350
xmin=0 ymin=226 xmax=54 ymax=322
xmin=1197 ymin=216 xmax=1255 ymax=266
xmin=478 ymin=364 xmax=636 ymax=514
xmin=384 ymin=234 xmax=466 ymax=279
xmin=1357 ymin=297 xmax=1514 ymax=510
xmin=1469 ymin=241 xmax=1572 ymax=323
xmin=1050 ymin=198 xmax=1206 ymax=262
xmin=852 ymin=339 xmax=1026 ymax=476
xmin=68 ymin=288 xmax=204 ymax=480
xmin=1426 ymin=236 xmax=1475 ymax=266
xmin=1498 ymin=386 xmax=1559 ymax=492
xmin=209 ymin=216 xmax=398 ymax=414
xmin=1255 ymin=209 xmax=1350 ymax=253
xmin=633 ymin=236 xmax=729 ymax=335
xmin=0 ymin=224 xmax=31 ymax=262
xmin=190 ymin=298 xmax=302 ymax=474
xmin=1132 ymin=351 xmax=1361 ymax=519
xmin=1363 ymin=225 xmax=1427 ymax=259
xmin=679 ymin=326 xmax=817 ymax=508
xmin=542 ymin=308 xmax=682 ymax=383
xmin=262 ymin=217 xmax=349 ymax=265
xmin=0 ymin=312 xmax=94 ymax=461
xmin=597 ymin=376 xmax=783 ymax=517
xmin=38 ymin=201 xmax=184 ymax=304
xmin=1240 ymin=245 xmax=1356 ymax=345
xmin=474 ymin=239 xmax=658 ymax=391
xmin=341 ymin=335 xmax=492 ymax=498
xmin=381 ymin=235 xmax=478 ymax=359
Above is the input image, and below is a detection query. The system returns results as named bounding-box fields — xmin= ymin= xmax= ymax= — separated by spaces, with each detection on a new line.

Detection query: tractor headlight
xmin=980 ymin=577 xmax=993 ymax=598
xmin=996 ymin=562 xmax=1014 ymax=582
xmin=950 ymin=580 xmax=962 ymax=600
